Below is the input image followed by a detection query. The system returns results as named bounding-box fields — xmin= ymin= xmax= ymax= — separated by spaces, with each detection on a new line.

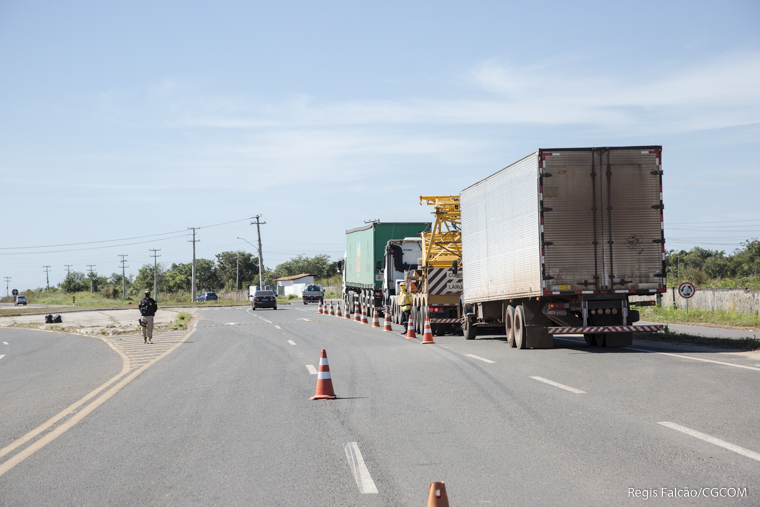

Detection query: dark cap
xmin=144 ymin=290 xmax=150 ymax=294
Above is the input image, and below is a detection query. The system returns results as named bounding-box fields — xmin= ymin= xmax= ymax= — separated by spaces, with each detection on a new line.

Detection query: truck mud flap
xmin=525 ymin=326 xmax=553 ymax=349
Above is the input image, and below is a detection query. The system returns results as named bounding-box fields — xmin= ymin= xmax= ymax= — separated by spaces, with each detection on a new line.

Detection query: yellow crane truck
xmin=404 ymin=196 xmax=464 ymax=336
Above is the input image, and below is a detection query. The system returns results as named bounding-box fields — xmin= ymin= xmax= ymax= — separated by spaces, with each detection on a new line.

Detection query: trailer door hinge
xmin=651 ymin=204 xmax=664 ymax=210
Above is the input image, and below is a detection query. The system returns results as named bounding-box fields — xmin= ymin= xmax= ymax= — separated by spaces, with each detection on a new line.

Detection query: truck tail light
xmin=548 ymin=303 xmax=569 ymax=309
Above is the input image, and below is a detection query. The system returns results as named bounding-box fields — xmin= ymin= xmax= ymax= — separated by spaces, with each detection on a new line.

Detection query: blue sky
xmin=1 ymin=0 xmax=759 ymax=292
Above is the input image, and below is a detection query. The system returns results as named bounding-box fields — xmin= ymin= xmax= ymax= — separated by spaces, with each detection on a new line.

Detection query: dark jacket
xmin=139 ymin=297 xmax=158 ymax=317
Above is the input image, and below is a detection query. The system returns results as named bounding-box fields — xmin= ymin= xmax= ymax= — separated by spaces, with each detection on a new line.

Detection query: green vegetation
xmin=169 ymin=312 xmax=191 ymax=330
xmin=666 ymin=239 xmax=760 ymax=290
xmin=634 ymin=326 xmax=760 ymax=351
xmin=638 ymin=306 xmax=760 ymax=329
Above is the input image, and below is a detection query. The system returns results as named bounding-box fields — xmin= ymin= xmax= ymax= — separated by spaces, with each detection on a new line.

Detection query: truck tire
xmin=514 ymin=305 xmax=526 ymax=349
xmin=584 ymin=334 xmax=606 ymax=347
xmin=505 ymin=305 xmax=516 ymax=347
xmin=464 ymin=317 xmax=477 ymax=340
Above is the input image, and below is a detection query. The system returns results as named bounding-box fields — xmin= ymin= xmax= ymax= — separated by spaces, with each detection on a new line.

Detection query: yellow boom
xmin=419 ymin=195 xmax=462 ymax=268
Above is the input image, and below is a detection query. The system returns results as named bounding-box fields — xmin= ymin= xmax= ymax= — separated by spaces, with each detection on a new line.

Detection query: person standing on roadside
xmin=398 ymin=282 xmax=412 ymax=335
xmin=139 ymin=290 xmax=158 ymax=344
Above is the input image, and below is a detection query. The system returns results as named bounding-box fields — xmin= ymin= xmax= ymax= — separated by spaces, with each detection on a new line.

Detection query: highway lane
xmin=0 ymin=305 xmax=757 ymax=505
xmin=0 ymin=328 xmax=123 ymax=452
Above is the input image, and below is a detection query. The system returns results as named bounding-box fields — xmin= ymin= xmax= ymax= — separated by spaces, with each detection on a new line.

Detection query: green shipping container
xmin=345 ymin=222 xmax=430 ymax=289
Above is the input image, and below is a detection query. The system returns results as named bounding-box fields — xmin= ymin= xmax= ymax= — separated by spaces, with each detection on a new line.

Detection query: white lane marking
xmin=343 ymin=442 xmax=378 ymax=494
xmin=287 ymin=340 xmax=296 ymax=346
xmin=306 ymin=365 xmax=317 ymax=375
xmin=628 ymin=346 xmax=760 ymax=372
xmin=554 ymin=336 xmax=760 ymax=373
xmin=297 ymin=318 xmax=313 ymax=322
xmin=0 ymin=355 xmax=5 ymax=361
xmin=225 ymin=322 xmax=236 ymax=326
xmin=275 ymin=325 xmax=281 ymax=329
xmin=2 ymin=342 xmax=8 ymax=345
xmin=465 ymin=354 xmax=495 ymax=364
xmin=530 ymin=376 xmax=586 ymax=394
xmin=659 ymin=422 xmax=760 ymax=463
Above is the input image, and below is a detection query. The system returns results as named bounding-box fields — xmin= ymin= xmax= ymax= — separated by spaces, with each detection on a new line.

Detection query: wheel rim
xmin=514 ymin=307 xmax=525 ymax=349
xmin=505 ymin=305 xmax=515 ymax=347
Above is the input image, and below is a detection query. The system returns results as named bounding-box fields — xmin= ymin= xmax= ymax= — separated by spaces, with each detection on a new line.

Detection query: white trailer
xmin=460 ymin=146 xmax=666 ymax=347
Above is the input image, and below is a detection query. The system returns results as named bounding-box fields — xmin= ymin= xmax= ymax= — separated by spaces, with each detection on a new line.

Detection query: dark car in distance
xmin=252 ymin=290 xmax=277 ymax=310
xmin=195 ymin=292 xmax=218 ymax=302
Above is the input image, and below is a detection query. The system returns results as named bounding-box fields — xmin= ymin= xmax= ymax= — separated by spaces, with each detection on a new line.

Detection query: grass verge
xmin=634 ymin=327 xmax=760 ymax=351
xmin=636 ymin=306 xmax=760 ymax=329
xmin=169 ymin=312 xmax=192 ymax=330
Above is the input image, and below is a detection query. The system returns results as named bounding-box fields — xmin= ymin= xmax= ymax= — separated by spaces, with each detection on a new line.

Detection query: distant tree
xmin=59 ymin=271 xmax=88 ymax=293
xmin=215 ymin=251 xmax=260 ymax=290
xmin=272 ymin=254 xmax=335 ymax=281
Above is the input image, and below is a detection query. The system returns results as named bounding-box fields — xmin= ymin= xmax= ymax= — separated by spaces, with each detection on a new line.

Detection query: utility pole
xmin=188 ymin=227 xmax=200 ymax=302
xmin=64 ymin=265 xmax=73 ymax=276
xmin=150 ymin=249 xmax=161 ymax=299
xmin=236 ymin=252 xmax=240 ymax=290
xmin=43 ymin=266 xmax=51 ymax=290
xmin=4 ymin=277 xmax=10 ymax=297
xmin=86 ymin=265 xmax=96 ymax=294
xmin=251 ymin=215 xmax=266 ymax=289
xmin=118 ymin=255 xmax=128 ymax=299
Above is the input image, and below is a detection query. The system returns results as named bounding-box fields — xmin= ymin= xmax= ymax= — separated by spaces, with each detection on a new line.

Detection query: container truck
xmin=460 ymin=146 xmax=666 ymax=347
xmin=382 ymin=237 xmax=423 ymax=322
xmin=343 ymin=222 xmax=430 ymax=315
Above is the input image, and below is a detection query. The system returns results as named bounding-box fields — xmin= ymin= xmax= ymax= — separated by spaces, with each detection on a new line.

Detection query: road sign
xmin=678 ymin=282 xmax=695 ymax=299
xmin=12 ymin=289 xmax=18 ymax=296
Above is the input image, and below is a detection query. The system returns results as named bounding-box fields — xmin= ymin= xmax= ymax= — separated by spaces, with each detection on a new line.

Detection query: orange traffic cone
xmin=383 ymin=311 xmax=393 ymax=332
xmin=361 ymin=305 xmax=369 ymax=324
xmin=317 ymin=301 xmax=323 ymax=314
xmin=336 ymin=302 xmax=342 ymax=318
xmin=310 ymin=349 xmax=337 ymax=400
xmin=421 ymin=315 xmax=435 ymax=344
xmin=371 ymin=307 xmax=380 ymax=328
xmin=406 ymin=315 xmax=416 ymax=339
xmin=344 ymin=301 xmax=351 ymax=320
xmin=354 ymin=302 xmax=361 ymax=322
xmin=329 ymin=302 xmax=335 ymax=316
xmin=426 ymin=482 xmax=450 ymax=507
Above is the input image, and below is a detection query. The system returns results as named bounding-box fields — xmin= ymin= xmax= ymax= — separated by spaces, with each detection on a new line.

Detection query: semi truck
xmin=343 ymin=222 xmax=430 ymax=315
xmin=460 ymin=146 xmax=666 ymax=347
xmin=382 ymin=237 xmax=423 ymax=322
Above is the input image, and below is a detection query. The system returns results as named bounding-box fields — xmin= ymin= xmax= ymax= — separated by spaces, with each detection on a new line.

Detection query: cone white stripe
xmin=319 ymin=358 xmax=329 ymax=365
xmin=318 ymin=371 xmax=332 ymax=379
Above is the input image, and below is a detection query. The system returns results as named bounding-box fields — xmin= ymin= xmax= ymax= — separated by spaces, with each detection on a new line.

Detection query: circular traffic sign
xmin=12 ymin=289 xmax=18 ymax=296
xmin=678 ymin=282 xmax=696 ymax=299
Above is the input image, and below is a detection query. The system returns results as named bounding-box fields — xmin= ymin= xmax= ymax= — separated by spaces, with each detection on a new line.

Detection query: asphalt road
xmin=1 ymin=306 xmax=758 ymax=506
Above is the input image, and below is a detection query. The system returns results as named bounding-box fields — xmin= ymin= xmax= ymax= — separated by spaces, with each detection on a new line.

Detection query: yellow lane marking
xmin=0 ymin=338 xmax=130 ymax=462
xmin=0 ymin=323 xmax=197 ymax=478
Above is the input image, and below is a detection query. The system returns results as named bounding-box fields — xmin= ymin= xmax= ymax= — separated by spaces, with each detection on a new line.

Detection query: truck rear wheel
xmin=514 ymin=305 xmax=526 ymax=349
xmin=464 ymin=317 xmax=477 ymax=340
xmin=505 ymin=305 xmax=516 ymax=347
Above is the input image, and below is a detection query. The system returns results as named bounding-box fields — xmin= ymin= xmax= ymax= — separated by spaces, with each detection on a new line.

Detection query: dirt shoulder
xmin=0 ymin=309 xmax=191 ymax=336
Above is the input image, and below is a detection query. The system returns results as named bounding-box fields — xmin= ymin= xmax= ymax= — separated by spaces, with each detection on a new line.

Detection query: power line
xmin=118 ymin=255 xmax=128 ymax=299
xmin=189 ymin=228 xmax=200 ymax=302
xmin=87 ymin=264 xmax=96 ymax=294
xmin=150 ymin=249 xmax=161 ymax=298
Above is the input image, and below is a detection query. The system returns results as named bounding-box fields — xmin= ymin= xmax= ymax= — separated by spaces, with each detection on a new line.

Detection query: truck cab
xmin=382 ymin=237 xmax=422 ymax=323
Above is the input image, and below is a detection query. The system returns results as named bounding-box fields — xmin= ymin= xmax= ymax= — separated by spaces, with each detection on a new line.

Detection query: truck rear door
xmin=541 ymin=147 xmax=665 ymax=294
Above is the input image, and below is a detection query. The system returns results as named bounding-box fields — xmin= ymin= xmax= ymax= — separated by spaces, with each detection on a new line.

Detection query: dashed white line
xmin=2 ymin=342 xmax=8 ymax=345
xmin=554 ymin=336 xmax=760 ymax=373
xmin=465 ymin=354 xmax=495 ymax=364
xmin=530 ymin=376 xmax=586 ymax=394
xmin=275 ymin=325 xmax=281 ymax=329
xmin=659 ymin=422 xmax=760 ymax=463
xmin=287 ymin=340 xmax=296 ymax=346
xmin=343 ymin=442 xmax=378 ymax=494
xmin=627 ymin=347 xmax=760 ymax=372
xmin=306 ymin=365 xmax=317 ymax=374
xmin=0 ymin=355 xmax=5 ymax=361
